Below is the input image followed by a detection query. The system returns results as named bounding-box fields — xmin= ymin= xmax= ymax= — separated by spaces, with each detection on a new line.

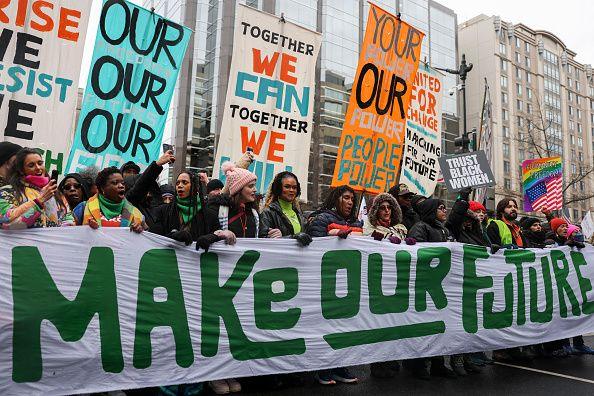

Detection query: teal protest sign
xmin=65 ymin=0 xmax=191 ymax=173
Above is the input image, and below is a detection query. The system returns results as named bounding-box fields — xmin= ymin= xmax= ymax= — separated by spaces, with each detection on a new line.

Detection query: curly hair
xmin=264 ymin=171 xmax=301 ymax=208
xmin=321 ymin=185 xmax=357 ymax=221
xmin=95 ymin=167 xmax=122 ymax=193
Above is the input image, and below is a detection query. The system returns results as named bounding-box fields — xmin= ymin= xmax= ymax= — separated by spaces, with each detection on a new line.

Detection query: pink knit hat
xmin=221 ymin=161 xmax=257 ymax=196
xmin=567 ymin=224 xmax=581 ymax=238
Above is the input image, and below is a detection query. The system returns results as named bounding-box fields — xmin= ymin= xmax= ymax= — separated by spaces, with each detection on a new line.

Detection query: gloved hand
xmin=404 ymin=237 xmax=416 ymax=245
xmin=292 ymin=232 xmax=313 ymax=246
xmin=490 ymin=244 xmax=501 ymax=254
xmin=459 ymin=187 xmax=472 ymax=202
xmin=196 ymin=233 xmax=224 ymax=252
xmin=371 ymin=230 xmax=384 ymax=241
xmin=168 ymin=229 xmax=193 ymax=246
xmin=388 ymin=236 xmax=401 ymax=244
xmin=337 ymin=228 xmax=352 ymax=239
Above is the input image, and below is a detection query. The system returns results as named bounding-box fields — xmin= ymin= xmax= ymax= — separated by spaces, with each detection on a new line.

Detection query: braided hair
xmin=169 ymin=171 xmax=205 ymax=227
xmin=321 ymin=185 xmax=357 ymax=222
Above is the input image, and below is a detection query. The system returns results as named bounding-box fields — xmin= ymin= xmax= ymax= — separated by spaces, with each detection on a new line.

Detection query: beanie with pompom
xmin=221 ymin=161 xmax=257 ymax=196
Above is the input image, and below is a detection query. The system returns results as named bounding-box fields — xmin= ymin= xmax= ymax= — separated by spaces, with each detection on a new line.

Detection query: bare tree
xmin=513 ymin=96 xmax=594 ymax=206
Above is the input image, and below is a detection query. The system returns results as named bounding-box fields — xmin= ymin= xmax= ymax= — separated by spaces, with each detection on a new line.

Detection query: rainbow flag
xmin=522 ymin=157 xmax=563 ymax=212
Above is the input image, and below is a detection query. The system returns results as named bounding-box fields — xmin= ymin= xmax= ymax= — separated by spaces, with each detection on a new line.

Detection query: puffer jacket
xmin=445 ymin=199 xmax=490 ymax=246
xmin=306 ymin=209 xmax=363 ymax=237
xmin=407 ymin=198 xmax=449 ymax=242
xmin=259 ymin=200 xmax=306 ymax=237
xmin=401 ymin=205 xmax=421 ymax=231
xmin=363 ymin=193 xmax=407 ymax=239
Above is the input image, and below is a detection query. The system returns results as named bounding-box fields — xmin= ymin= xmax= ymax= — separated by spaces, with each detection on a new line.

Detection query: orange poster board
xmin=331 ymin=4 xmax=424 ymax=193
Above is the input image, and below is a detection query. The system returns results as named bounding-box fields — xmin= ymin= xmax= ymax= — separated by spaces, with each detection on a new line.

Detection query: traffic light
xmin=454 ymin=134 xmax=471 ymax=152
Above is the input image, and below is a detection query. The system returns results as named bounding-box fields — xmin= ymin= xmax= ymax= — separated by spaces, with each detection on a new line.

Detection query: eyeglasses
xmin=437 ymin=205 xmax=447 ymax=211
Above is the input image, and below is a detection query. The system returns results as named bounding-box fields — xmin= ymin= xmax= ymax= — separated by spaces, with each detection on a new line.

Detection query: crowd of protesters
xmin=1 ymin=141 xmax=593 ymax=395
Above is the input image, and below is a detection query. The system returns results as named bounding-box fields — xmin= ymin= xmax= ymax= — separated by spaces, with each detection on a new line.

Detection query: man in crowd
xmin=120 ymin=161 xmax=141 ymax=178
xmin=0 ymin=142 xmax=22 ymax=188
xmin=207 ymin=178 xmax=224 ymax=200
xmin=487 ymin=197 xmax=527 ymax=248
xmin=388 ymin=183 xmax=420 ymax=230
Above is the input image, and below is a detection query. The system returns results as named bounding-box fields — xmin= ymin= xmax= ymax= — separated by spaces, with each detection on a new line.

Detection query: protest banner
xmin=399 ymin=64 xmax=443 ymax=196
xmin=2 ymin=228 xmax=594 ymax=394
xmin=580 ymin=212 xmax=594 ymax=240
xmin=65 ymin=0 xmax=191 ymax=174
xmin=438 ymin=150 xmax=495 ymax=192
xmin=212 ymin=4 xmax=321 ymax=199
xmin=0 ymin=0 xmax=92 ymax=174
xmin=331 ymin=4 xmax=424 ymax=194
xmin=522 ymin=156 xmax=563 ymax=212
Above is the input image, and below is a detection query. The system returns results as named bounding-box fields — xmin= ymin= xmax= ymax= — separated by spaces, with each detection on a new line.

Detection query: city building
xmin=143 ymin=0 xmax=460 ymax=206
xmin=459 ymin=15 xmax=594 ymax=220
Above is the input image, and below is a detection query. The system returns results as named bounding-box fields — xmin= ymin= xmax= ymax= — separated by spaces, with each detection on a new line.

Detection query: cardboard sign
xmin=438 ymin=150 xmax=495 ymax=192
xmin=65 ymin=0 xmax=191 ymax=174
xmin=331 ymin=4 xmax=424 ymax=193
xmin=0 ymin=0 xmax=92 ymax=174
xmin=399 ymin=64 xmax=442 ymax=196
xmin=522 ymin=156 xmax=563 ymax=212
xmin=212 ymin=4 xmax=321 ymax=199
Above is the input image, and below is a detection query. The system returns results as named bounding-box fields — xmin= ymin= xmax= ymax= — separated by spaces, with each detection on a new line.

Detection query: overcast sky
xmin=80 ymin=0 xmax=594 ymax=87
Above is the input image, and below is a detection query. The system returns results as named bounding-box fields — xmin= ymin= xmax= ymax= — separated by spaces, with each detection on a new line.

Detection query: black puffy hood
xmin=417 ymin=198 xmax=444 ymax=224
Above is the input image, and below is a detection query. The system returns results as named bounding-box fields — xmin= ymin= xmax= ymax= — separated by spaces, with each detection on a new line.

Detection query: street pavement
xmin=236 ymin=336 xmax=594 ymax=396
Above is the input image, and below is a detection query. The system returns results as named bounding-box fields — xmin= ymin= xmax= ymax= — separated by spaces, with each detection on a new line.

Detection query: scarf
xmin=378 ymin=218 xmax=392 ymax=228
xmin=24 ymin=175 xmax=49 ymax=188
xmin=279 ymin=198 xmax=301 ymax=234
xmin=176 ymin=196 xmax=201 ymax=224
xmin=503 ymin=218 xmax=523 ymax=247
xmin=98 ymin=194 xmax=125 ymax=220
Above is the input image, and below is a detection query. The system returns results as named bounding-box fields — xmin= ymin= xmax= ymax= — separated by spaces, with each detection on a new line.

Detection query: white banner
xmin=2 ymin=228 xmax=594 ymax=395
xmin=0 ymin=0 xmax=92 ymax=175
xmin=581 ymin=211 xmax=594 ymax=240
xmin=212 ymin=4 xmax=321 ymax=200
xmin=400 ymin=64 xmax=443 ymax=196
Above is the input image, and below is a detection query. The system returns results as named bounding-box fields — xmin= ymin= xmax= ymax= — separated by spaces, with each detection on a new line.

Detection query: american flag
xmin=526 ymin=176 xmax=563 ymax=211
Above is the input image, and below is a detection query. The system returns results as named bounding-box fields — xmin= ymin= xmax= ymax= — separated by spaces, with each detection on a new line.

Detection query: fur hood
xmin=368 ymin=193 xmax=403 ymax=226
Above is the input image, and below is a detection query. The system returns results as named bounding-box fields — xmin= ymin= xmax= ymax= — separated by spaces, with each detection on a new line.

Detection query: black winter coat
xmin=205 ymin=194 xmax=259 ymax=238
xmin=306 ymin=209 xmax=363 ymax=237
xmin=407 ymin=199 xmax=450 ymax=242
xmin=401 ymin=205 xmax=421 ymax=231
xmin=523 ymin=229 xmax=548 ymax=248
xmin=152 ymin=201 xmax=208 ymax=241
xmin=125 ymin=161 xmax=163 ymax=231
xmin=445 ymin=199 xmax=490 ymax=246
xmin=259 ymin=201 xmax=305 ymax=237
xmin=486 ymin=220 xmax=528 ymax=248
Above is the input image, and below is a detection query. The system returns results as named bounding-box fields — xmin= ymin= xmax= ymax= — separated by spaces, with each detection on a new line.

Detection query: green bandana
xmin=98 ymin=194 xmax=125 ymax=220
xmin=177 ymin=196 xmax=201 ymax=224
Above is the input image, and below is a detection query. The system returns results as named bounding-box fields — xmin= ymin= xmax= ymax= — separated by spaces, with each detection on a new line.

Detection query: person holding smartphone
xmin=0 ymin=148 xmax=73 ymax=229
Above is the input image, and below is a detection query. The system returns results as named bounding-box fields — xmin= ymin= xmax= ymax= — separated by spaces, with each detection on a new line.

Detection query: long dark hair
xmin=265 ymin=171 xmax=301 ymax=208
xmin=321 ymin=185 xmax=357 ymax=221
xmin=8 ymin=148 xmax=46 ymax=201
xmin=172 ymin=171 xmax=205 ymax=226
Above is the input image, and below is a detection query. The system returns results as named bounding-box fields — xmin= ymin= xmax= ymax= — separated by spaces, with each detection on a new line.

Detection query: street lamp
xmin=435 ymin=54 xmax=474 ymax=152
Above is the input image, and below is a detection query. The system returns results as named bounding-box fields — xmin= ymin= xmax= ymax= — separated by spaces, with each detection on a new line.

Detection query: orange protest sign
xmin=331 ymin=4 xmax=424 ymax=194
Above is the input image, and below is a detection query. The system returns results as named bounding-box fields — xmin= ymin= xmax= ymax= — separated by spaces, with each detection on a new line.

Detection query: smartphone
xmin=163 ymin=143 xmax=174 ymax=153
xmin=50 ymin=170 xmax=59 ymax=183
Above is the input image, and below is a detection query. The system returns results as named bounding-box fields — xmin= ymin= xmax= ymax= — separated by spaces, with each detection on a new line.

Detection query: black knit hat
xmin=519 ymin=216 xmax=541 ymax=230
xmin=207 ymin=178 xmax=224 ymax=193
xmin=0 ymin=142 xmax=22 ymax=167
xmin=120 ymin=161 xmax=140 ymax=174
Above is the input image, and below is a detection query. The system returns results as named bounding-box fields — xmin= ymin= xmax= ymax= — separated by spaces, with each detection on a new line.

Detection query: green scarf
xmin=177 ymin=196 xmax=201 ymax=224
xmin=98 ymin=194 xmax=125 ymax=220
xmin=279 ymin=198 xmax=301 ymax=234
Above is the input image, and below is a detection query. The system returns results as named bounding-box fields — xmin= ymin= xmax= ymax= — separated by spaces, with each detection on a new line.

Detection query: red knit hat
xmin=469 ymin=201 xmax=486 ymax=212
xmin=221 ymin=161 xmax=257 ymax=196
xmin=550 ymin=217 xmax=568 ymax=233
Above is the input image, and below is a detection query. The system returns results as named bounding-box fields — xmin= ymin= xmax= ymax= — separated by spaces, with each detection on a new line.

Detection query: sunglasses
xmin=379 ymin=204 xmax=391 ymax=211
xmin=437 ymin=205 xmax=447 ymax=211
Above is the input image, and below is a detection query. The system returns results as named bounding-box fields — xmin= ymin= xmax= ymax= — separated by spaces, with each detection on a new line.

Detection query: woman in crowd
xmin=260 ymin=171 xmax=312 ymax=246
xmin=58 ymin=173 xmax=90 ymax=211
xmin=0 ymin=148 xmax=72 ymax=229
xmin=203 ymin=161 xmax=262 ymax=394
xmin=306 ymin=185 xmax=362 ymax=385
xmin=363 ymin=192 xmax=410 ymax=242
xmin=519 ymin=217 xmax=550 ymax=248
xmin=76 ymin=166 xmax=145 ymax=232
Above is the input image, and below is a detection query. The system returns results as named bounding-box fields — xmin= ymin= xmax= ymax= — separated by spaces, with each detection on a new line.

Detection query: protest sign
xmin=438 ymin=150 xmax=495 ymax=192
xmin=3 ymin=228 xmax=594 ymax=395
xmin=212 ymin=4 xmax=321 ymax=199
xmin=399 ymin=64 xmax=442 ymax=196
xmin=581 ymin=212 xmax=594 ymax=240
xmin=522 ymin=156 xmax=563 ymax=212
xmin=0 ymin=0 xmax=92 ymax=174
xmin=331 ymin=4 xmax=424 ymax=194
xmin=65 ymin=0 xmax=191 ymax=174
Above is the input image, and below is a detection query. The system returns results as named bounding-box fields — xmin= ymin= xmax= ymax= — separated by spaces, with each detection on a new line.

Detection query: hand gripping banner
xmin=1 ymin=228 xmax=594 ymax=394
